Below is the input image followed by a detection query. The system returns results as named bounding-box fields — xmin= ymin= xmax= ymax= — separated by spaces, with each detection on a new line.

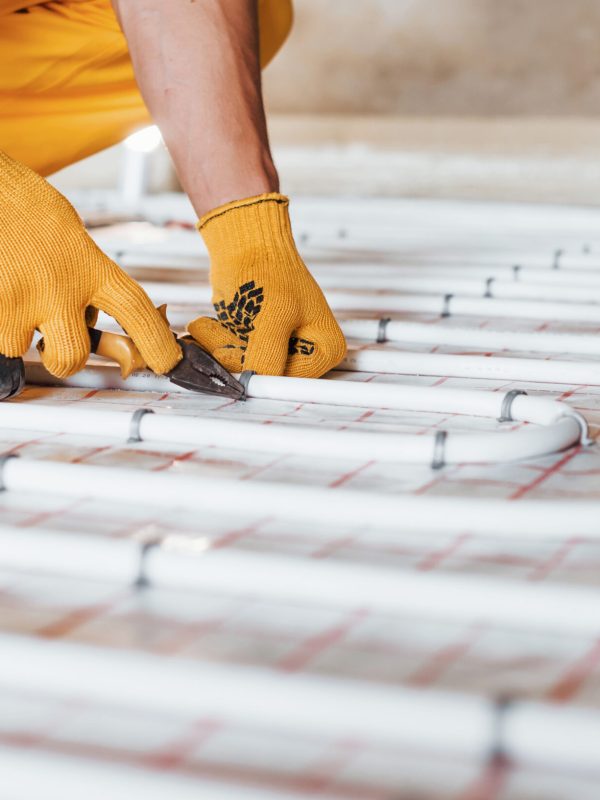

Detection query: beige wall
xmin=263 ymin=0 xmax=600 ymax=115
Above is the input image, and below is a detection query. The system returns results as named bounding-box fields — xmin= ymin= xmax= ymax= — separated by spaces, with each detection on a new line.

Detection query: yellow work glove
xmin=0 ymin=151 xmax=182 ymax=379
xmin=187 ymin=193 xmax=346 ymax=377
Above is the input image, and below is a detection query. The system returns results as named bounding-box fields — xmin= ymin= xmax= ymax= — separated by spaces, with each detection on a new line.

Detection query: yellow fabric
xmin=0 ymin=150 xmax=182 ymax=376
xmin=187 ymin=194 xmax=346 ymax=378
xmin=0 ymin=0 xmax=293 ymax=176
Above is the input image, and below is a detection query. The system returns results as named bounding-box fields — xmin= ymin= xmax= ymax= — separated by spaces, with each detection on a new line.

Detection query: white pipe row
xmin=340 ymin=346 xmax=600 ymax=387
xmin=112 ymin=248 xmax=600 ymax=276
xmin=94 ymin=306 xmax=600 ymax=387
xmin=103 ymin=231 xmax=597 ymax=262
xmin=3 ymin=633 xmax=600 ymax=775
xmin=3 ymin=524 xmax=600 ymax=637
xmin=1 ymin=388 xmax=586 ymax=465
xmin=313 ymin=273 xmax=600 ymax=304
xmin=3 ymin=455 xmax=600 ymax=539
xmin=21 ymin=358 xmax=576 ymax=418
xmin=25 ymin=332 xmax=600 ymax=394
xmin=0 ymin=632 xmax=499 ymax=762
xmin=326 ymin=292 xmax=600 ymax=322
xmin=311 ymin=262 xmax=600 ymax=284
xmin=138 ymin=281 xmax=600 ymax=324
xmin=341 ymin=318 xmax=600 ymax=357
xmin=0 ymin=745 xmax=310 ymax=800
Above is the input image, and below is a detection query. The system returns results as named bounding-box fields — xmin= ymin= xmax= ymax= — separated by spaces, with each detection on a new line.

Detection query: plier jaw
xmin=167 ymin=337 xmax=245 ymax=399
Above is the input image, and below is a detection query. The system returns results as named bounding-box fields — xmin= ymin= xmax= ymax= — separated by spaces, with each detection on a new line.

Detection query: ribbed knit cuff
xmin=197 ymin=193 xmax=294 ymax=259
xmin=198 ymin=193 xmax=288 ymax=230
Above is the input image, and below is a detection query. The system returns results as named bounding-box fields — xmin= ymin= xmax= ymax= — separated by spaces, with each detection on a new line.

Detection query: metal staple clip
xmin=498 ymin=390 xmax=527 ymax=423
xmin=441 ymin=294 xmax=453 ymax=318
xmin=563 ymin=410 xmax=593 ymax=447
xmin=484 ymin=277 xmax=495 ymax=298
xmin=0 ymin=453 xmax=17 ymax=492
xmin=431 ymin=430 xmax=448 ymax=470
xmin=238 ymin=370 xmax=256 ymax=400
xmin=135 ymin=540 xmax=159 ymax=589
xmin=552 ymin=248 xmax=563 ymax=270
xmin=376 ymin=318 xmax=391 ymax=344
xmin=128 ymin=408 xmax=155 ymax=444
xmin=488 ymin=695 xmax=514 ymax=764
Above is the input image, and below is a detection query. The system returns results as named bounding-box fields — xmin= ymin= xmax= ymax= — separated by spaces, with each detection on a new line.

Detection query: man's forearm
xmin=112 ymin=0 xmax=279 ymax=217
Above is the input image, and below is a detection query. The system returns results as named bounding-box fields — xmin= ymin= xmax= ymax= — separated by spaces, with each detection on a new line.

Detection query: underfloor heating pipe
xmin=111 ymin=248 xmax=599 ymax=275
xmin=2 ymin=454 xmax=600 ymax=539
xmin=340 ymin=319 xmax=600 ymax=358
xmin=30 ymin=329 xmax=600 ymax=388
xmin=95 ymin=303 xmax=600 ymax=385
xmin=3 ymin=524 xmax=600 ymax=637
xmin=340 ymin=346 xmax=600 ymax=386
xmin=312 ymin=273 xmax=600 ymax=304
xmin=1 ymin=390 xmax=586 ymax=465
xmin=137 ymin=281 xmax=600 ymax=324
xmin=0 ymin=745 xmax=309 ymax=800
xmin=104 ymin=233 xmax=598 ymax=266
xmin=1 ymin=633 xmax=600 ymax=775
xmin=311 ymin=263 xmax=600 ymax=285
xmin=131 ymin=265 xmax=600 ymax=302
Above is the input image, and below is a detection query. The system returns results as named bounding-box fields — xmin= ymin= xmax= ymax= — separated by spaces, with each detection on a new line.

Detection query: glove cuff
xmin=198 ymin=192 xmax=289 ymax=229
xmin=197 ymin=193 xmax=294 ymax=260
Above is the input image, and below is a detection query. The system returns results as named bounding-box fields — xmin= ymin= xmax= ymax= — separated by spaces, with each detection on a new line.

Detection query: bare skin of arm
xmin=111 ymin=0 xmax=279 ymax=217
xmin=110 ymin=0 xmax=347 ymax=380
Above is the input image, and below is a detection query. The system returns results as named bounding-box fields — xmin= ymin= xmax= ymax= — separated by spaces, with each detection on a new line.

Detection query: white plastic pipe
xmin=110 ymin=250 xmax=600 ymax=280
xmin=25 ymin=334 xmax=600 ymax=394
xmin=108 ymin=241 xmax=600 ymax=273
xmin=313 ymin=273 xmax=600 ymax=304
xmin=311 ymin=262 xmax=600 ymax=284
xmin=86 ymin=328 xmax=597 ymax=389
xmin=88 ymin=310 xmax=600 ymax=386
xmin=340 ymin=346 xmax=600 ymax=386
xmin=0 ymin=745 xmax=307 ymax=800
xmin=325 ymin=292 xmax=600 ymax=322
xmin=3 ymin=455 xmax=600 ymax=539
xmin=341 ymin=318 xmax=600 ymax=357
xmin=138 ymin=281 xmax=600 ymax=324
xmin=0 ymin=393 xmax=585 ymax=466
xmin=0 ymin=632 xmax=495 ymax=760
xmin=2 ymin=633 xmax=600 ymax=775
xmin=3 ymin=524 xmax=600 ymax=637
xmin=21 ymin=358 xmax=585 ymax=422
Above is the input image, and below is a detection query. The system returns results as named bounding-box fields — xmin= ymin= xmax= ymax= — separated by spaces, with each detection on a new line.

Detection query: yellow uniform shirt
xmin=0 ymin=0 xmax=292 ymax=175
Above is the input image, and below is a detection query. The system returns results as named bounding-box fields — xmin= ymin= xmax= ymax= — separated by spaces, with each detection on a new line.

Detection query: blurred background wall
xmin=264 ymin=0 xmax=600 ymax=116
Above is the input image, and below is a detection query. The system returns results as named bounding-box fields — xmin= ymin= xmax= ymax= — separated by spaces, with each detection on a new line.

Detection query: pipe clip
xmin=431 ymin=430 xmax=448 ymax=470
xmin=135 ymin=539 xmax=160 ymax=589
xmin=239 ymin=370 xmax=256 ymax=400
xmin=563 ymin=410 xmax=593 ymax=447
xmin=0 ymin=453 xmax=18 ymax=492
xmin=484 ymin=277 xmax=495 ymax=298
xmin=552 ymin=248 xmax=563 ymax=270
xmin=498 ymin=390 xmax=527 ymax=423
xmin=441 ymin=294 xmax=453 ymax=318
xmin=376 ymin=318 xmax=391 ymax=344
xmin=128 ymin=408 xmax=155 ymax=444
xmin=488 ymin=694 xmax=514 ymax=764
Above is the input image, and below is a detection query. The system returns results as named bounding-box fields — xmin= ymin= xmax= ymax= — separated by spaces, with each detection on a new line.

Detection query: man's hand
xmin=0 ymin=151 xmax=181 ymax=379
xmin=187 ymin=194 xmax=346 ymax=378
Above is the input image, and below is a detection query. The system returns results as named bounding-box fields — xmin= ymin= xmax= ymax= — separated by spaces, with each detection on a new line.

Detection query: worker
xmin=0 ymin=0 xmax=346 ymax=397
